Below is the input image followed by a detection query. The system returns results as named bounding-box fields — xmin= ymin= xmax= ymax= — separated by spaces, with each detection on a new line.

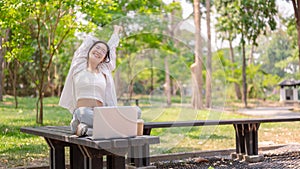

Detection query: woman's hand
xmin=113 ymin=25 xmax=123 ymax=34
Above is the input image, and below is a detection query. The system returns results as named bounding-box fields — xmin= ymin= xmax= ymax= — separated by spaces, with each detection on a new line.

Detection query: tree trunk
xmin=47 ymin=69 xmax=54 ymax=97
xmin=297 ymin=26 xmax=300 ymax=71
xmin=36 ymin=88 xmax=44 ymax=124
xmin=126 ymin=43 xmax=134 ymax=100
xmin=36 ymin=50 xmax=46 ymax=124
xmin=52 ymin=64 xmax=57 ymax=96
xmin=7 ymin=61 xmax=18 ymax=108
xmin=292 ymin=0 xmax=300 ymax=71
xmin=191 ymin=0 xmax=203 ymax=109
xmin=114 ymin=69 xmax=122 ymax=97
xmin=13 ymin=60 xmax=18 ymax=108
xmin=242 ymin=38 xmax=248 ymax=107
xmin=163 ymin=3 xmax=176 ymax=106
xmin=129 ymin=79 xmax=134 ymax=100
xmin=172 ymin=79 xmax=178 ymax=96
xmin=164 ymin=57 xmax=171 ymax=106
xmin=114 ymin=50 xmax=123 ymax=98
xmin=0 ymin=36 xmax=3 ymax=101
xmin=229 ymin=41 xmax=242 ymax=100
xmin=39 ymin=96 xmax=43 ymax=124
xmin=205 ymin=0 xmax=212 ymax=108
xmin=191 ymin=62 xmax=203 ymax=109
xmin=248 ymin=45 xmax=254 ymax=65
xmin=150 ymin=55 xmax=154 ymax=92
xmin=0 ymin=29 xmax=11 ymax=101
xmin=5 ymin=30 xmax=19 ymax=106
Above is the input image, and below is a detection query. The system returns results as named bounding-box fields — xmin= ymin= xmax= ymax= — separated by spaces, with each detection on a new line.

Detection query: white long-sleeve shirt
xmin=59 ymin=33 xmax=120 ymax=113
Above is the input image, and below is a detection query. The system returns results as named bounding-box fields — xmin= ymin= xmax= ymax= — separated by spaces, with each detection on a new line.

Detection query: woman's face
xmin=88 ymin=42 xmax=108 ymax=65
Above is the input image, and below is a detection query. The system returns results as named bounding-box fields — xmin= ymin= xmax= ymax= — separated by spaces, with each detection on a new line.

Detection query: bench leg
xmin=79 ymin=146 xmax=103 ymax=169
xmin=70 ymin=144 xmax=85 ymax=169
xmin=143 ymin=144 xmax=150 ymax=166
xmin=143 ymin=128 xmax=152 ymax=135
xmin=45 ymin=138 xmax=66 ymax=169
xmin=233 ymin=123 xmax=262 ymax=162
xmin=244 ymin=123 xmax=260 ymax=155
xmin=128 ymin=144 xmax=150 ymax=167
xmin=107 ymin=154 xmax=126 ymax=169
xmin=234 ymin=124 xmax=245 ymax=155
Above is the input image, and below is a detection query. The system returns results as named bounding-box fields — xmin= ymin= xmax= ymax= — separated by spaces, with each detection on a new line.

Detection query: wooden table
xmin=21 ymin=126 xmax=160 ymax=169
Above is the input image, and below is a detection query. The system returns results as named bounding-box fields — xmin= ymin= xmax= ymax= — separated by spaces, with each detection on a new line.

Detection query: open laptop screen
xmin=92 ymin=106 xmax=138 ymax=140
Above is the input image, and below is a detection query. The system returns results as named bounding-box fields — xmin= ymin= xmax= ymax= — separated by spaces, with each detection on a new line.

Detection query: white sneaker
xmin=76 ymin=123 xmax=88 ymax=136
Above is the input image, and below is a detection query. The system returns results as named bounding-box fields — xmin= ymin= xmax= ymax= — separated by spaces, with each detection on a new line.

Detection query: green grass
xmin=0 ymin=96 xmax=71 ymax=167
xmin=1 ymin=95 xmax=300 ymax=168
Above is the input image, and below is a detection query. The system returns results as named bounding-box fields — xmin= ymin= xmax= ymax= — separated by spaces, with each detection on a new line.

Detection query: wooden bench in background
xmin=143 ymin=117 xmax=300 ymax=162
xmin=21 ymin=126 xmax=159 ymax=169
xmin=118 ymin=98 xmax=139 ymax=106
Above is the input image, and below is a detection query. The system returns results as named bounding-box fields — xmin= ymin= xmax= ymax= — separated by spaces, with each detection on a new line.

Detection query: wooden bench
xmin=21 ymin=126 xmax=159 ymax=169
xmin=143 ymin=117 xmax=300 ymax=162
xmin=118 ymin=98 xmax=139 ymax=106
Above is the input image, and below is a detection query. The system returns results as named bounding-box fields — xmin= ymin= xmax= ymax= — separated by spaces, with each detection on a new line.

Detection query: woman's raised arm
xmin=106 ymin=25 xmax=122 ymax=71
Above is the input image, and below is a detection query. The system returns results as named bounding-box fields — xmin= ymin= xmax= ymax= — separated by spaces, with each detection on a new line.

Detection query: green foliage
xmin=79 ymin=0 xmax=118 ymax=27
xmin=284 ymin=11 xmax=298 ymax=54
xmin=0 ymin=0 xmax=34 ymax=62
xmin=215 ymin=1 xmax=238 ymax=42
xmin=215 ymin=0 xmax=278 ymax=106
xmin=110 ymin=9 xmax=194 ymax=97
xmin=256 ymin=30 xmax=294 ymax=77
xmin=123 ymin=0 xmax=157 ymax=13
xmin=1 ymin=0 xmax=191 ymax=103
xmin=216 ymin=0 xmax=277 ymax=46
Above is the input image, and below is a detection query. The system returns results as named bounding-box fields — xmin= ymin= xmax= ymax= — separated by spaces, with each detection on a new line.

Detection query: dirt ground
xmin=154 ymin=144 xmax=300 ymax=169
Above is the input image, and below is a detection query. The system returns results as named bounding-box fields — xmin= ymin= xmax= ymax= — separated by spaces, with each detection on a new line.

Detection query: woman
xmin=59 ymin=25 xmax=122 ymax=136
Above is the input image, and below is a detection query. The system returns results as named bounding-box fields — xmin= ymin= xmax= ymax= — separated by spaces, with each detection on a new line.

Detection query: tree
xmin=191 ymin=0 xmax=204 ymax=109
xmin=291 ymin=0 xmax=300 ymax=71
xmin=0 ymin=0 xmax=35 ymax=106
xmin=0 ymin=34 xmax=3 ymax=101
xmin=0 ymin=2 xmax=5 ymax=102
xmin=215 ymin=1 xmax=242 ymax=100
xmin=240 ymin=1 xmax=277 ymax=107
xmin=216 ymin=0 xmax=277 ymax=107
xmin=0 ymin=0 xmax=83 ymax=124
xmin=205 ymin=0 xmax=212 ymax=108
xmin=164 ymin=0 xmax=182 ymax=107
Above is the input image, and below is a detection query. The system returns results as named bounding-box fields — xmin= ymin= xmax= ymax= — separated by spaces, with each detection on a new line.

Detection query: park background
xmin=1 ymin=0 xmax=300 ymax=168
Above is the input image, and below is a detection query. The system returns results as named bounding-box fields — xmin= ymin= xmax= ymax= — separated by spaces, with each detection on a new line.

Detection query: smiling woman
xmin=59 ymin=25 xmax=123 ymax=136
xmin=87 ymin=41 xmax=110 ymax=71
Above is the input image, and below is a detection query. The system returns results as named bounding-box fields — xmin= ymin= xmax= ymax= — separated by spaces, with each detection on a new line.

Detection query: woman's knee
xmin=74 ymin=107 xmax=94 ymax=126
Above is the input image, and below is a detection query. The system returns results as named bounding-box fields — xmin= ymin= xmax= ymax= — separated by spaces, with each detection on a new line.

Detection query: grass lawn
xmin=1 ymin=95 xmax=300 ymax=168
xmin=0 ymin=96 xmax=71 ymax=168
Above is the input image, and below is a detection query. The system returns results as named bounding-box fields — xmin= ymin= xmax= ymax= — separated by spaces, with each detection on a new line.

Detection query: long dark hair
xmin=87 ymin=41 xmax=110 ymax=63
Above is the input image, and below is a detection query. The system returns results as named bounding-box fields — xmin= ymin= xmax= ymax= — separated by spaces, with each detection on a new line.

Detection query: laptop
xmin=92 ymin=106 xmax=138 ymax=140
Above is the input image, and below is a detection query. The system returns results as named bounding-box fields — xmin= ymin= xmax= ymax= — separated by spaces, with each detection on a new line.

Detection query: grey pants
xmin=70 ymin=107 xmax=94 ymax=133
xmin=70 ymin=107 xmax=142 ymax=134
